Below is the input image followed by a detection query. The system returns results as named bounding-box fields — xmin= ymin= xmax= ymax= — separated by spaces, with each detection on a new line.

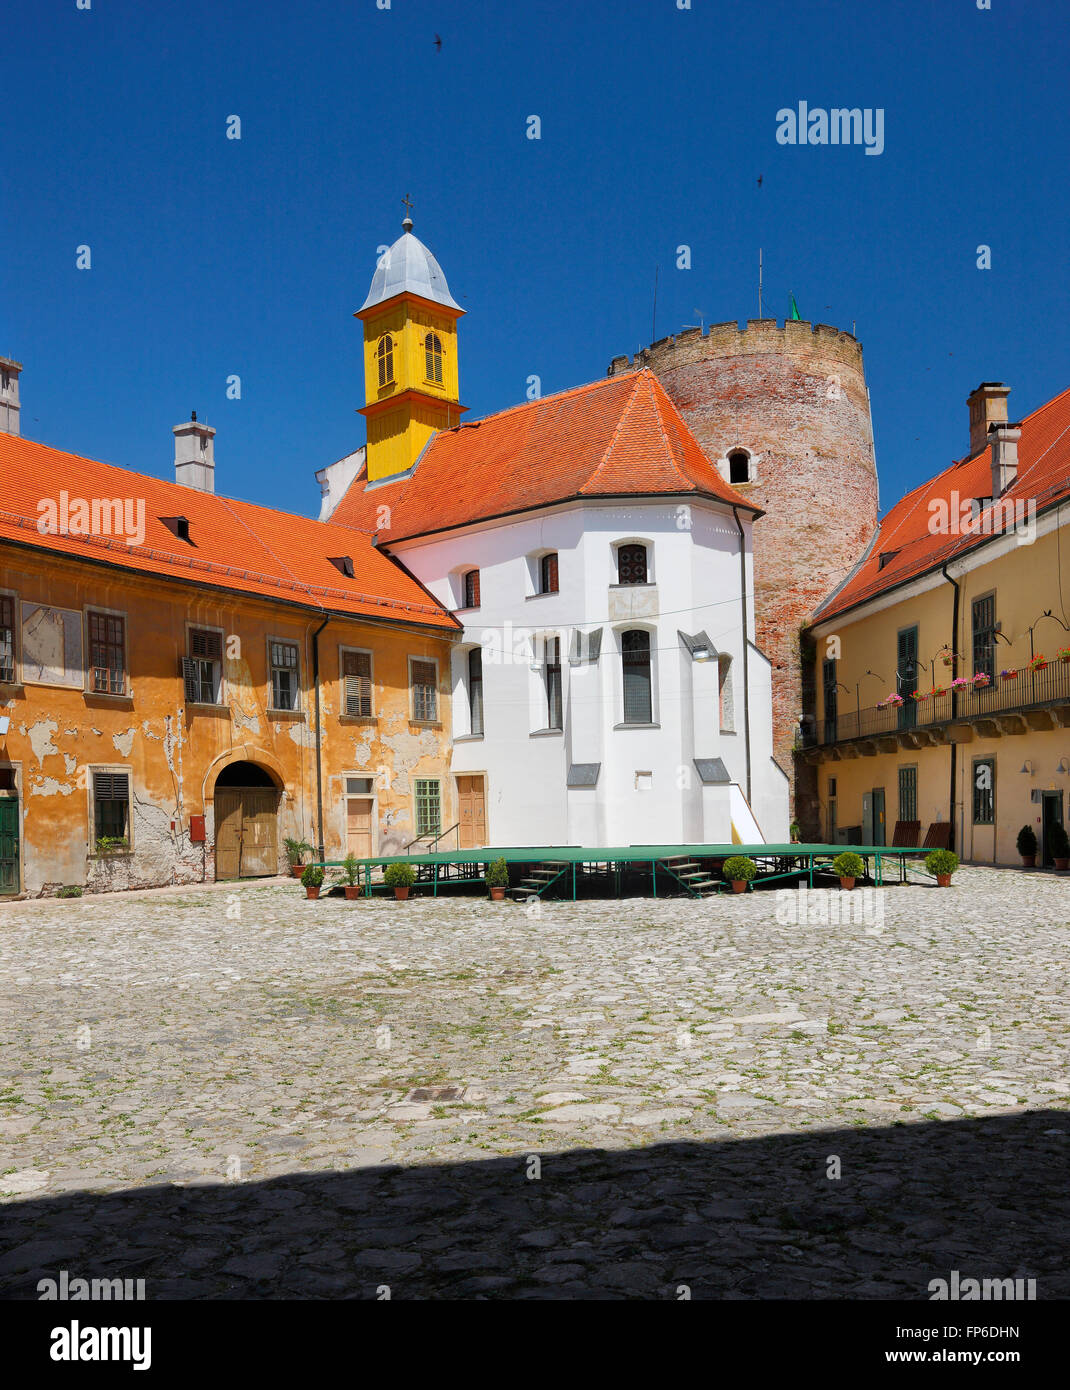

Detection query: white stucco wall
xmin=389 ymin=496 xmax=787 ymax=847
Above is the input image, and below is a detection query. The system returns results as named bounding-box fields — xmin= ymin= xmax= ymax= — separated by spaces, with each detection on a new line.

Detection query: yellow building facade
xmin=804 ymin=382 xmax=1070 ymax=866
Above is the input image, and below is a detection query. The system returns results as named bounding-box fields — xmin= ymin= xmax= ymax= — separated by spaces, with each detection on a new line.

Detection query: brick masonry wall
xmin=609 ymin=321 xmax=879 ymax=832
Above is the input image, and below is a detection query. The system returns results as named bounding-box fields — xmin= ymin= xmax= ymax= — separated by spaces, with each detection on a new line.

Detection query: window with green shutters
xmin=93 ymin=769 xmax=130 ymax=844
xmin=414 ymin=779 xmax=441 ymax=837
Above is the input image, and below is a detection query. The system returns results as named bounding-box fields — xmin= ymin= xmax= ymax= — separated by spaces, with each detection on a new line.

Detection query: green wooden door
xmin=0 ymin=796 xmax=19 ymax=893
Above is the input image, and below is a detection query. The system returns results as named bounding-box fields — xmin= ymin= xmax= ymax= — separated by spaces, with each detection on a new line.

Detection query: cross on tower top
xmin=401 ymin=194 xmax=414 ymax=231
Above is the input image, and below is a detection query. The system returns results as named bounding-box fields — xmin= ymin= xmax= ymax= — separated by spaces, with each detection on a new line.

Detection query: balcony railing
xmin=806 ymin=658 xmax=1070 ymax=747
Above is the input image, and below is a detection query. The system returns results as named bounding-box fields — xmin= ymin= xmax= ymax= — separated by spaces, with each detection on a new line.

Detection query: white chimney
xmin=990 ymin=421 xmax=1021 ymax=497
xmin=0 ymin=357 xmax=22 ymax=436
xmin=173 ymin=411 xmax=215 ymax=492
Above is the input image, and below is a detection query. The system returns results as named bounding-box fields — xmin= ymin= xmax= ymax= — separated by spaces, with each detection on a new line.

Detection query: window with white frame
xmin=616 ymin=544 xmax=648 ymax=585
xmin=468 ymin=648 xmax=484 ymax=735
xmin=411 ymin=658 xmax=437 ymax=722
xmin=269 ymin=640 xmax=300 ymax=711
xmin=183 ymin=627 xmax=223 ymax=704
xmin=0 ymin=595 xmax=16 ymax=684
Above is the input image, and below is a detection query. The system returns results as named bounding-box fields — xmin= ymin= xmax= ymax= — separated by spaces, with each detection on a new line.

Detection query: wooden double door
xmin=457 ymin=775 xmax=486 ymax=849
xmin=214 ymin=787 xmax=280 ymax=878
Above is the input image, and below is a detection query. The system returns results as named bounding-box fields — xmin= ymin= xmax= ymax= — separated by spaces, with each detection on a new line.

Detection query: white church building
xmin=320 ymin=216 xmax=789 ymax=849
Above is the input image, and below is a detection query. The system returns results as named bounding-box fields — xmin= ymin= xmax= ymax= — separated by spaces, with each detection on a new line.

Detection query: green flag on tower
xmin=789 ymin=293 xmax=802 ymax=321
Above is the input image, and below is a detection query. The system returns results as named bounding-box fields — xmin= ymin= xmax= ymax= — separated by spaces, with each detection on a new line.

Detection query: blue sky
xmin=2 ymin=0 xmax=1068 ymax=516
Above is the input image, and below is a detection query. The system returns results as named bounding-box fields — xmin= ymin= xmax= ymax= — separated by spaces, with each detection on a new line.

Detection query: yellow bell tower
xmin=356 ymin=212 xmax=465 ymax=481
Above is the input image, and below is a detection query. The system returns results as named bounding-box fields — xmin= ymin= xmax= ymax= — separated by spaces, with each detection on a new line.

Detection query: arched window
xmin=617 ymin=544 xmax=648 ymax=585
xmin=377 ymin=335 xmax=394 ymax=387
xmin=463 ymin=569 xmax=480 ymax=609
xmin=425 ymin=332 xmax=443 ymax=384
xmin=728 ymin=450 xmax=750 ymax=484
xmin=621 ymin=630 xmax=652 ymax=724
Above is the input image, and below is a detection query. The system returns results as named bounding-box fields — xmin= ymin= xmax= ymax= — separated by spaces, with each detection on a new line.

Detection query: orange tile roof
xmin=814 ymin=383 xmax=1070 ymax=623
xmin=331 ymin=369 xmax=760 ymax=540
xmin=0 ymin=432 xmax=459 ymax=631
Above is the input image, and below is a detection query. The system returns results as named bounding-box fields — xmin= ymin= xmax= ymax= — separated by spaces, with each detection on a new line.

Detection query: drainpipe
xmin=732 ymin=507 xmax=753 ymax=805
xmin=941 ymin=564 xmax=960 ymax=852
xmin=311 ymin=615 xmax=330 ymax=861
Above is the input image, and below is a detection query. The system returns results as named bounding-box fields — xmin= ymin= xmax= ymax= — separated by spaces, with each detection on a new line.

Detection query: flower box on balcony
xmin=950 ymin=677 xmax=972 ymax=690
xmin=879 ymin=694 xmax=904 ymax=706
xmin=971 ymin=673 xmax=991 ymax=686
xmin=1028 ymin=656 xmax=1048 ymax=672
xmin=912 ymin=690 xmax=929 ymax=702
xmin=1057 ymin=648 xmax=1070 ymax=663
xmin=999 ymin=670 xmax=1017 ymax=681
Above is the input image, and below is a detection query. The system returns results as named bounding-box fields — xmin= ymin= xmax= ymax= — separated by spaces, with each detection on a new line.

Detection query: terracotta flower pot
xmin=839 ymin=876 xmax=856 ymax=891
xmin=344 ymin=884 xmax=362 ymax=900
xmin=305 ymin=885 xmax=320 ymax=899
xmin=290 ymin=864 xmax=304 ymax=878
xmin=489 ymin=885 xmax=506 ymax=901
xmin=1021 ymin=855 xmax=1036 ymax=868
xmin=393 ymin=886 xmax=410 ymax=901
xmin=936 ymin=873 xmax=952 ymax=888
xmin=731 ymin=879 xmax=747 ymax=894
xmin=1055 ymin=858 xmax=1069 ymax=871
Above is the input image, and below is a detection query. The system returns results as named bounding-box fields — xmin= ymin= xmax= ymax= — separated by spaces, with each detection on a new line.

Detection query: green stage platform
xmin=311 ymin=842 xmax=929 ymax=899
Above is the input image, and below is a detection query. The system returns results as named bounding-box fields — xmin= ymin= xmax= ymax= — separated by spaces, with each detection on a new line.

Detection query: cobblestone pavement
xmin=1 ymin=867 xmax=1067 ymax=1298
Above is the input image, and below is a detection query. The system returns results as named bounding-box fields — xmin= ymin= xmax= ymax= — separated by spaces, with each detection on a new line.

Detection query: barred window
xmin=270 ymin=640 xmax=299 ymax=711
xmin=617 ymin=544 xmax=648 ymax=585
xmin=414 ymin=778 xmax=441 ymax=837
xmin=898 ymin=765 xmax=918 ymax=823
xmin=468 ymin=648 xmax=484 ymax=736
xmin=425 ymin=332 xmax=443 ymax=383
xmin=88 ymin=612 xmax=125 ymax=695
xmin=411 ymin=659 xmax=437 ymax=722
xmin=343 ymin=650 xmax=372 ymax=717
xmin=540 ymin=552 xmax=559 ymax=594
xmin=973 ymin=758 xmax=995 ymax=825
xmin=972 ymin=595 xmax=996 ymax=681
xmin=0 ymin=595 xmax=14 ymax=684
xmin=622 ymin=629 xmax=652 ymax=723
xmin=93 ymin=769 xmax=130 ymax=845
xmin=183 ymin=628 xmax=222 ymax=704
xmin=377 ymin=334 xmax=394 ymax=387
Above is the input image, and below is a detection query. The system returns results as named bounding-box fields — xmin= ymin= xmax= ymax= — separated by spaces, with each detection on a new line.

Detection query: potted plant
xmin=972 ymin=671 xmax=991 ymax=687
xmin=925 ymin=847 xmax=959 ymax=887
xmin=284 ymin=837 xmax=312 ymax=878
xmin=486 ymin=856 xmax=510 ymax=901
xmin=341 ymin=852 xmax=364 ymax=900
xmin=722 ymin=855 xmax=757 ymax=894
xmin=789 ymin=820 xmax=801 ymax=844
xmin=95 ymin=835 xmax=129 ymax=855
xmin=1049 ymin=823 xmax=1069 ymax=872
xmin=383 ymin=861 xmax=416 ymax=901
xmin=301 ymin=864 xmax=324 ymax=899
xmin=879 ymin=693 xmax=904 ymax=707
xmin=999 ymin=668 xmax=1017 ymax=682
xmin=1017 ymin=824 xmax=1038 ymax=868
xmin=1028 ymin=653 xmax=1047 ymax=672
xmin=1057 ymin=646 xmax=1070 ymax=664
xmin=832 ymin=851 xmax=865 ymax=890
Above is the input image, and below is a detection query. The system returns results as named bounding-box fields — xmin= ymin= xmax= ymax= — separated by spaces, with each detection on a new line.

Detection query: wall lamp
xmin=1020 ymin=760 xmax=1036 ymax=775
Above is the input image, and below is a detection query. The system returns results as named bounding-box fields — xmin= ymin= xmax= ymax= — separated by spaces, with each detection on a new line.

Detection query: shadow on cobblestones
xmin=1 ymin=1110 xmax=1066 ymax=1300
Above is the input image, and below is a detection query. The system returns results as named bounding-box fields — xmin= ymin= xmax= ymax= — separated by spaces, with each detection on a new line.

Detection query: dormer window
xmin=160 ymin=516 xmax=192 ymax=544
xmin=728 ymin=450 xmax=750 ymax=484
xmin=877 ymin=550 xmax=899 ymax=570
xmin=617 ymin=544 xmax=648 ymax=585
xmin=377 ymin=334 xmax=394 ymax=387
xmin=328 ymin=555 xmax=355 ymax=578
xmin=425 ymin=332 xmax=443 ymax=384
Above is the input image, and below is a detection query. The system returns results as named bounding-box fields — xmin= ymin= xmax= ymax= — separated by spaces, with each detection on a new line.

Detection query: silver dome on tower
xmin=359 ymin=217 xmax=462 ymax=314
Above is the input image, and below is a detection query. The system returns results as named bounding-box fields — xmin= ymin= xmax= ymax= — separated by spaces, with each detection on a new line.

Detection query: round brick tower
xmin=608 ymin=318 xmax=878 ymax=832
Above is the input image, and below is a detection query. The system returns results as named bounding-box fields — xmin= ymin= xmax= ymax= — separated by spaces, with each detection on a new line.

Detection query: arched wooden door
xmin=214 ymin=764 xmax=280 ymax=878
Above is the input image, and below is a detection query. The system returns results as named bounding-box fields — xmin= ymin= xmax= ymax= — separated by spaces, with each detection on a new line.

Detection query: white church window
xmin=617 ymin=544 xmax=648 ymax=585
xmin=718 ymin=653 xmax=735 ymax=732
xmin=621 ymin=629 xmax=652 ymax=723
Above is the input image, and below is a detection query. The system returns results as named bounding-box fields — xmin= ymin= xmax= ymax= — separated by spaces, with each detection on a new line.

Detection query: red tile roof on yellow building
xmin=0 ymin=431 xmax=459 ymax=631
xmin=331 ymin=369 xmax=761 ymax=540
xmin=815 ymin=382 xmax=1070 ymax=624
